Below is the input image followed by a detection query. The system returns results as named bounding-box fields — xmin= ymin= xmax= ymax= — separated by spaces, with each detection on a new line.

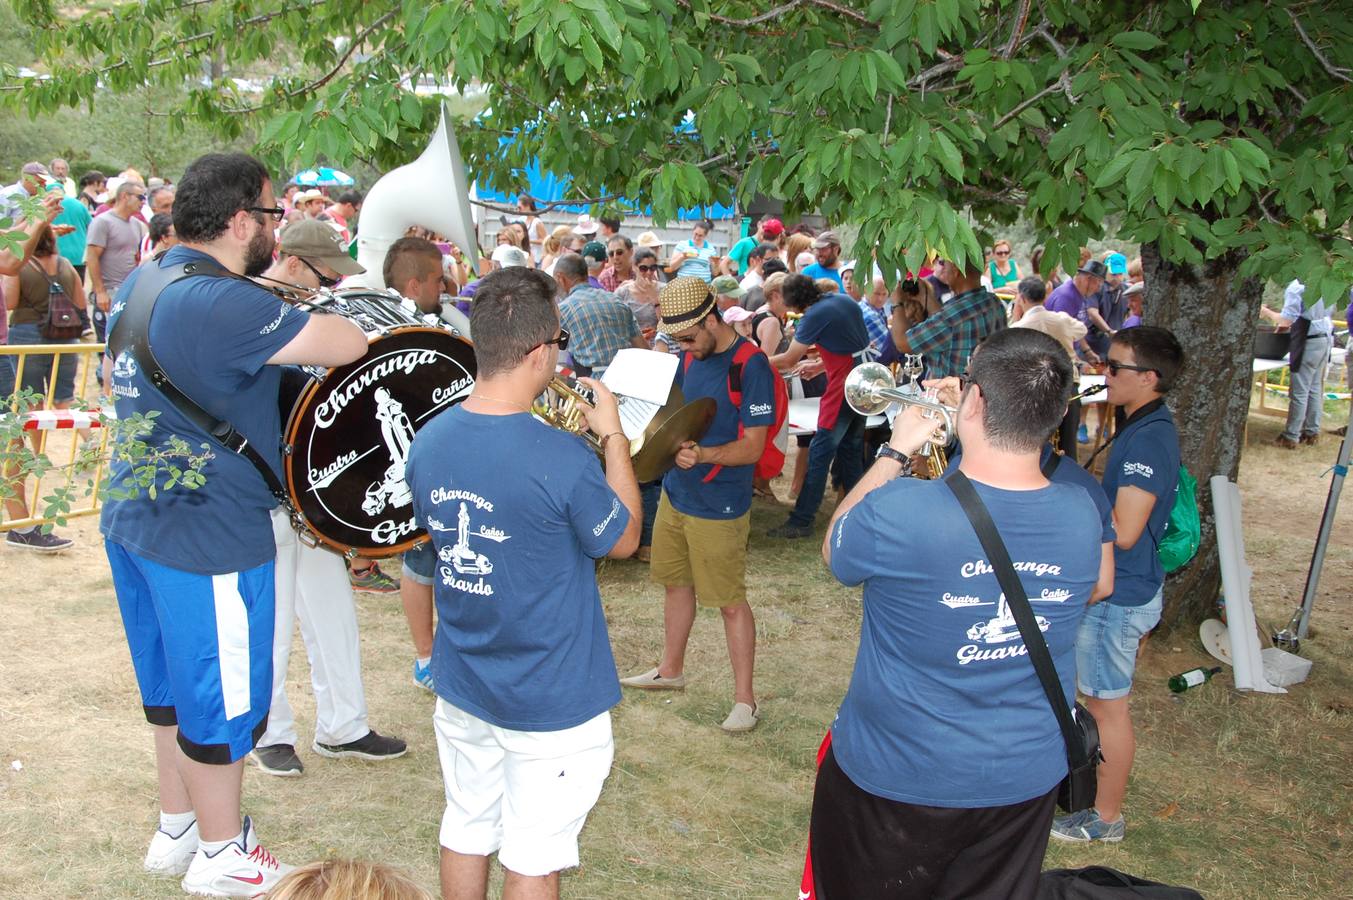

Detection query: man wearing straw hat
xmin=620 ymin=276 xmax=775 ymax=733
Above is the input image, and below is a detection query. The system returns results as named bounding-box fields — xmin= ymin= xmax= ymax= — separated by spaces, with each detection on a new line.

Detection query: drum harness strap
xmin=107 ymin=258 xmax=289 ymax=504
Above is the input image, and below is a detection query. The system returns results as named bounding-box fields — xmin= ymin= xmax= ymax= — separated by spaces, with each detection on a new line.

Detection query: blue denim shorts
xmin=402 ymin=540 xmax=436 ymax=586
xmin=1075 ymin=588 xmax=1163 ymax=700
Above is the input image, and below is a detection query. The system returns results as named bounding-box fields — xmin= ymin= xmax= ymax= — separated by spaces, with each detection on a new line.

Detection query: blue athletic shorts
xmin=1075 ymin=588 xmax=1163 ymax=700
xmin=403 ymin=540 xmax=435 ymax=586
xmin=106 ymin=540 xmax=275 ymax=764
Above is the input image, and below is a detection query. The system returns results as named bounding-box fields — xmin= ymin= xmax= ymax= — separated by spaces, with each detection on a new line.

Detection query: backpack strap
xmin=699 ymin=339 xmax=761 ymax=483
xmin=1041 ymin=450 xmax=1063 ymax=479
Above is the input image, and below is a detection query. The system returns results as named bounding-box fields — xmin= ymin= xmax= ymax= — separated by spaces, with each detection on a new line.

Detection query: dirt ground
xmin=0 ymin=403 xmax=1349 ymax=899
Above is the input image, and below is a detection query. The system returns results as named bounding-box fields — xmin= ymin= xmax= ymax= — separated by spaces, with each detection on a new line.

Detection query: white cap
xmin=491 ymin=244 xmax=530 ymax=268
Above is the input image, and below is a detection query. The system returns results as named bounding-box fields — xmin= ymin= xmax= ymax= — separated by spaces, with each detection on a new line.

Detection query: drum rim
xmin=282 ymin=326 xmax=475 ymax=559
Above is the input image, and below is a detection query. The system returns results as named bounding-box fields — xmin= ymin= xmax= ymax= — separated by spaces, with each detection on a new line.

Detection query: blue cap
xmin=1104 ymin=252 xmax=1128 ymax=275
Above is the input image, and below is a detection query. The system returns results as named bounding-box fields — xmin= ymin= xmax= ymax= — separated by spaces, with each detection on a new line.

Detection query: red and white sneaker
xmin=180 ymin=816 xmax=293 ymax=897
xmin=144 ymin=817 xmax=199 ymax=876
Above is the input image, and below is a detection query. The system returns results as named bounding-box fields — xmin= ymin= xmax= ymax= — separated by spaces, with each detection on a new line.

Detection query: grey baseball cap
xmin=278 ymin=219 xmax=365 ymax=276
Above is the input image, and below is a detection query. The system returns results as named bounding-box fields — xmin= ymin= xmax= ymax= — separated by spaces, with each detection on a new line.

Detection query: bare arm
xmin=769 ymin=338 xmax=810 ymax=373
xmin=1089 ymin=542 xmax=1115 ymax=603
xmin=579 ymin=377 xmax=642 ymax=559
xmin=267 ymin=314 xmax=368 ymax=366
xmin=85 ymin=245 xmax=108 ymax=310
xmin=1112 ymin=484 xmax=1157 ymax=550
xmin=676 ymin=425 xmax=768 ymax=470
xmin=756 ymin=317 xmax=783 ymax=356
xmin=2 ymin=274 xmax=18 ymax=310
xmin=890 ymin=308 xmax=914 ymax=353
xmin=0 ymin=201 xmax=60 ymax=275
xmin=1086 ymin=307 xmax=1113 ymax=334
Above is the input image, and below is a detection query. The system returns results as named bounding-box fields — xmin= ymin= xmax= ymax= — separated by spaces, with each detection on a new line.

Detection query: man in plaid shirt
xmin=895 ymin=259 xmax=1006 ymax=377
xmin=554 ymin=253 xmax=648 ymax=376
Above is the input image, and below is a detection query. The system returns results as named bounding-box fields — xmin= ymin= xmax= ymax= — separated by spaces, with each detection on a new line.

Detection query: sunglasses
xmin=300 ymin=258 xmax=340 ymax=289
xmin=1105 ymin=360 xmax=1158 ymax=377
xmin=637 ymin=264 xmax=658 ymax=273
xmin=608 ymin=248 xmax=628 ymax=257
xmin=530 ymin=328 xmax=570 ymax=354
xmin=248 ymin=206 xmax=286 ymax=222
xmin=995 ymin=249 xmax=1010 ymax=256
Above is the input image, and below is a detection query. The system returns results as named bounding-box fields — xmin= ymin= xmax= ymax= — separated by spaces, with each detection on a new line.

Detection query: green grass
xmin=1 ymin=416 xmax=1350 ymax=898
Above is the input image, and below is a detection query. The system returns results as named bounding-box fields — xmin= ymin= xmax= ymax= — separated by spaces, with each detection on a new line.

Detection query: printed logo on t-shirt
xmin=110 ymin=351 xmax=141 ymax=399
xmin=944 ymin=558 xmax=1068 ymax=665
xmin=593 ymin=497 xmax=621 ymax=537
xmin=258 ymin=301 xmax=289 ymax=335
xmin=748 ymin=402 xmax=773 ymax=416
xmin=1123 ymin=460 xmax=1154 ymax=478
xmin=426 ymin=493 xmax=510 ymax=596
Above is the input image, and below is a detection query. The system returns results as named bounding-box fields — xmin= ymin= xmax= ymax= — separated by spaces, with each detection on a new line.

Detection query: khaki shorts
xmin=650 ymin=492 xmax=750 ymax=608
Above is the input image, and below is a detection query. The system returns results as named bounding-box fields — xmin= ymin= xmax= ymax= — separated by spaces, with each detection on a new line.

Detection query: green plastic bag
xmin=1158 ymin=466 xmax=1199 ymax=573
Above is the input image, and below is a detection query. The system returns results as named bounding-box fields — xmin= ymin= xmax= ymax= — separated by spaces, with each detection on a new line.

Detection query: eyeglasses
xmin=300 ymin=258 xmax=341 ymax=289
xmin=530 ymin=328 xmax=570 ymax=354
xmin=1105 ymin=360 xmax=1158 ymax=377
xmin=247 ymin=206 xmax=286 ymax=222
xmin=995 ymin=249 xmax=1010 ymax=256
xmin=131 ymin=194 xmax=146 ymax=202
xmin=608 ymin=248 xmax=628 ymax=257
xmin=637 ymin=264 xmax=658 ymax=273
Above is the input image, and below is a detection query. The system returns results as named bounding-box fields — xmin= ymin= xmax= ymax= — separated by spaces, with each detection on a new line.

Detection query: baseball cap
xmin=278 ymin=219 xmax=366 ymax=275
xmin=722 ymin=306 xmax=754 ymax=323
xmin=21 ymin=161 xmax=50 ymax=179
xmin=658 ymin=276 xmax=717 ymax=335
xmin=711 ymin=275 xmax=746 ymax=298
xmin=812 ymin=230 xmax=841 ymax=249
xmin=575 ymin=214 xmax=599 ymax=235
xmin=1077 ymin=260 xmax=1108 ymax=279
xmin=581 ymin=241 xmax=607 ymax=263
xmin=760 ymin=217 xmax=784 ymax=238
xmin=491 ymin=244 xmax=530 ymax=268
xmin=1123 ymin=281 xmax=1144 ymax=296
xmin=1103 ymin=252 xmax=1128 ymax=275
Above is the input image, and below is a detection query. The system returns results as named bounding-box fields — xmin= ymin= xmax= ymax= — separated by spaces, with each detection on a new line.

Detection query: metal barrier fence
xmin=1 ymin=341 xmax=108 ymax=531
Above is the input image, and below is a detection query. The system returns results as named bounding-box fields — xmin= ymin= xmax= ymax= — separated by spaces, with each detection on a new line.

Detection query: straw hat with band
xmin=658 ymin=276 xmax=718 ymax=335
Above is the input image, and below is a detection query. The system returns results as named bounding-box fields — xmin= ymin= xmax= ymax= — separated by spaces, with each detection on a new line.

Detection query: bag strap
xmin=27 ymin=256 xmax=65 ymax=291
xmin=1041 ymin=450 xmax=1063 ymax=479
xmin=108 ymin=259 xmax=288 ymax=503
xmin=944 ymin=471 xmax=1087 ymax=770
xmin=1085 ymin=397 xmax=1165 ymax=466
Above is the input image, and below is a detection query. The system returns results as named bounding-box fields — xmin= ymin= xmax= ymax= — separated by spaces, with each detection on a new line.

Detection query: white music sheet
xmin=602 ymin=349 xmax=678 ymax=405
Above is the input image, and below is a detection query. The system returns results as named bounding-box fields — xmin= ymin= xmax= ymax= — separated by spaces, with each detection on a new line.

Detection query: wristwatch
xmin=875 ymin=445 xmax=912 ymax=475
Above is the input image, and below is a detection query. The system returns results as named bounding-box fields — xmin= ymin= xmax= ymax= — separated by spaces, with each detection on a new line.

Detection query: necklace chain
xmin=469 ymin=393 xmax=531 ymax=413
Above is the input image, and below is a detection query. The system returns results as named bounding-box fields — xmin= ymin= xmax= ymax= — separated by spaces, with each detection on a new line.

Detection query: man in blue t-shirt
xmin=619 ymin=277 xmax=774 ymax=733
xmin=1052 ymin=326 xmax=1184 ymax=846
xmin=100 ymin=153 xmax=368 ymax=895
xmin=767 ymin=274 xmax=871 ymax=538
xmin=809 ymin=328 xmax=1110 ymax=899
xmin=405 ymin=267 xmax=640 ymax=894
xmin=799 ymin=229 xmax=844 ymax=288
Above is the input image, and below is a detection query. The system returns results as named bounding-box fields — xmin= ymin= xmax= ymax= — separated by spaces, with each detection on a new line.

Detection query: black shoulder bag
xmin=107 ymin=259 xmax=288 ymax=503
xmin=944 ymin=470 xmax=1101 ymax=813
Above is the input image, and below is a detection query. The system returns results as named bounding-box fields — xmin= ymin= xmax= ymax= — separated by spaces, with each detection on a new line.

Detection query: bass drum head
xmin=284 ymin=327 xmax=475 ymax=558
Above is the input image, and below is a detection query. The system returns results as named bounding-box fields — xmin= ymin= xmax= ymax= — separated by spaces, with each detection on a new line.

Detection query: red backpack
xmin=683 ymin=340 xmax=789 ymax=481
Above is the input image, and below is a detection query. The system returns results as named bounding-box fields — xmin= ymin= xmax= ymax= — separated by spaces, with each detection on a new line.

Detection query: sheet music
xmin=616 ymin=396 xmax=662 ymax=440
xmin=602 ymin=349 xmax=678 ymax=405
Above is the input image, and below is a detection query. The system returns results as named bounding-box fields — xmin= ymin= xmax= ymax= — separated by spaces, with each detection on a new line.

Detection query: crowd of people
xmin=0 ymin=147 xmax=1344 ymax=900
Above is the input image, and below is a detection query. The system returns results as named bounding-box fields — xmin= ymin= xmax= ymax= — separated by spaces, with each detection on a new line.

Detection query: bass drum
xmin=280 ymin=303 xmax=475 ymax=558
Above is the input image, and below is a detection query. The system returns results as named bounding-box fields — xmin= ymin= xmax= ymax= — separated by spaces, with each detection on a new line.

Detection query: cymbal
xmin=630 ymin=386 xmax=716 ymax=482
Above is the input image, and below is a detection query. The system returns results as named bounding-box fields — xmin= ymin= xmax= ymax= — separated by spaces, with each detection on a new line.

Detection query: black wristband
xmin=875 ymin=444 xmax=912 ymax=476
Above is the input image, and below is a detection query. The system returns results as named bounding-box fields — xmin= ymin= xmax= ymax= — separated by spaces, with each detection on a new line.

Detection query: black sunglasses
xmin=1105 ymin=360 xmax=1158 ymax=376
xmin=247 ymin=206 xmax=286 ymax=222
xmin=530 ymin=328 xmax=570 ymax=354
xmin=608 ymin=248 xmax=628 ymax=257
xmin=637 ymin=264 xmax=658 ymax=272
xmin=300 ymin=258 xmax=340 ymax=289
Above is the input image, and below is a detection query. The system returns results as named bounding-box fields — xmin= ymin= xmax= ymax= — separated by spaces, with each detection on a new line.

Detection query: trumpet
xmin=844 ymin=362 xmax=955 ymax=479
xmin=534 ymin=374 xmax=610 ymax=454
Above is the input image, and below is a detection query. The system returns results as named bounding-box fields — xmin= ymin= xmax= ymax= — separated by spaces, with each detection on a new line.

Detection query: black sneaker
xmin=765 ymin=521 xmax=813 ymax=539
xmin=312 ymin=730 xmax=408 ymax=761
xmin=250 ymin=744 xmax=303 ymax=777
xmin=5 ymin=528 xmax=74 ymax=553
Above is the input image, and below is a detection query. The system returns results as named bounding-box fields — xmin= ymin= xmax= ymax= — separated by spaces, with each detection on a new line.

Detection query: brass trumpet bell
xmin=843 ymin=362 xmax=957 ymax=447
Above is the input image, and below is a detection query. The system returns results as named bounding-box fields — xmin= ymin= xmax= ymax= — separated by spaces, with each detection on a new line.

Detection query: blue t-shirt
xmin=1102 ymin=402 xmax=1180 ymax=606
xmin=949 ymin=446 xmax=1117 ymax=546
xmin=54 ymin=196 xmax=92 ymax=267
xmin=793 ymin=292 xmax=870 ymax=355
xmin=800 ymin=262 xmax=844 ymax=289
xmin=407 ymin=408 xmax=629 ymax=731
xmin=726 ymin=236 xmax=756 ymax=275
xmin=664 ymin=338 xmax=776 ymax=519
xmin=674 ymin=239 xmax=719 ymax=281
xmin=100 ymin=246 xmax=309 ymax=575
xmin=828 ymin=476 xmax=1102 ymax=808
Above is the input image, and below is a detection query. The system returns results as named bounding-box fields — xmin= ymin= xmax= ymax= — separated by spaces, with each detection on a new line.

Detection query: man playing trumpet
xmin=404 ymin=267 xmax=640 ymax=900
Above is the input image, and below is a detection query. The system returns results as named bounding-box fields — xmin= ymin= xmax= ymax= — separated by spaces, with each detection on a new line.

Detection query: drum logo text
xmin=312 ymin=349 xmax=441 ymax=428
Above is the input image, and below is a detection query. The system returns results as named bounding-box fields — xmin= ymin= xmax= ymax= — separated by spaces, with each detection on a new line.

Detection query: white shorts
xmin=433 ymin=697 xmax=613 ymax=877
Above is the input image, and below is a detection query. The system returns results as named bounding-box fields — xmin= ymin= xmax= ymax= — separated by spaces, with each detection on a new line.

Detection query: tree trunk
xmin=1139 ymin=241 xmax=1264 ymax=633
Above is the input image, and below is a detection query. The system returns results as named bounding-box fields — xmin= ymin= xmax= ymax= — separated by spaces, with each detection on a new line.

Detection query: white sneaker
xmin=721 ymin=702 xmax=760 ymax=733
xmin=144 ymin=818 xmax=199 ymax=876
xmin=181 ymin=816 xmax=293 ymax=897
